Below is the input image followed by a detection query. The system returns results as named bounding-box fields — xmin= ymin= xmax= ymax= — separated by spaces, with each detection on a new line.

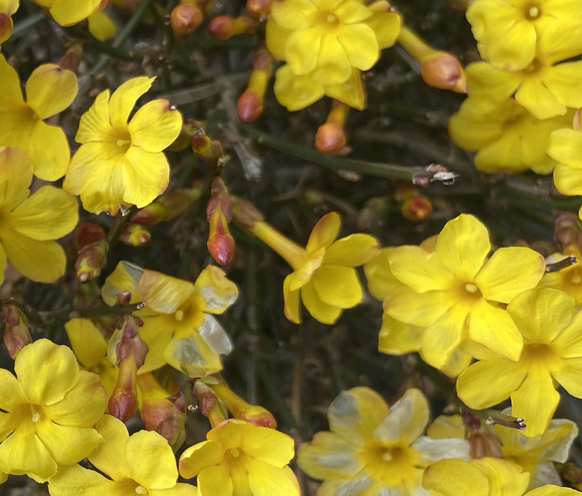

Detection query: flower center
xmin=160 ymin=293 xmax=205 ymax=336
xmin=359 ymin=443 xmax=421 ymax=486
xmin=519 ymin=343 xmax=562 ymax=374
xmin=135 ymin=486 xmax=147 ymax=495
xmin=230 ymin=448 xmax=240 ymax=458
xmin=525 ymin=4 xmax=541 ymax=19
xmin=314 ymin=10 xmax=340 ymax=28
xmin=465 ymin=283 xmax=478 ymax=293
xmin=571 ymin=274 xmax=582 ymax=284
xmin=117 ymin=139 xmax=131 ymax=147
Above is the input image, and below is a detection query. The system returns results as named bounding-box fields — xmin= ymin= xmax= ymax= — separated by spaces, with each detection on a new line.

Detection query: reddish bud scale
xmin=1 ymin=301 xmax=31 ymax=359
xmin=401 ymin=195 xmax=432 ymax=221
xmin=157 ymin=407 xmax=187 ymax=449
xmin=58 ymin=42 xmax=83 ymax=72
xmin=75 ymin=222 xmax=106 ymax=249
xmin=109 ymin=352 xmax=139 ymax=422
xmin=561 ymin=463 xmax=582 ymax=485
xmin=170 ymin=3 xmax=203 ymax=35
xmin=208 ymin=15 xmax=258 ymax=40
xmin=207 ymin=208 xmax=235 ymax=265
xmin=130 ymin=203 xmax=167 ymax=226
xmin=246 ymin=0 xmax=273 ymax=17
xmin=194 ymin=381 xmax=219 ymax=416
xmin=0 ymin=13 xmax=12 ymax=44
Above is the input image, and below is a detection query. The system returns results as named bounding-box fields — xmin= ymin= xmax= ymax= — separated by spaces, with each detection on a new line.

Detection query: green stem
xmin=11 ymin=11 xmax=45 ymax=39
xmin=91 ymin=0 xmax=154 ymax=74
xmin=238 ymin=123 xmax=456 ymax=183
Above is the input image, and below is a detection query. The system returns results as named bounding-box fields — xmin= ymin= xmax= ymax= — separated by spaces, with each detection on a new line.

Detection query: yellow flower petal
xmin=126 ymin=430 xmax=178 ymax=489
xmin=179 ymin=440 xmax=224 ymax=479
xmin=312 ymin=265 xmax=363 ymax=308
xmin=108 ymin=76 xmax=155 ymax=129
xmin=197 ymin=314 xmax=232 ymax=355
xmin=435 ymin=214 xmax=490 ymax=281
xmin=388 ymin=246 xmax=455 ymax=293
xmin=137 ymin=318 xmax=173 ymax=373
xmin=301 ymin=278 xmax=342 ymax=324
xmin=384 ymin=285 xmax=449 ymax=327
xmin=527 ymin=487 xmax=581 ymax=496
xmin=87 ymin=9 xmax=116 ymax=41
xmin=552 ymin=313 xmax=582 ymax=358
xmin=270 ymin=0 xmax=317 ymax=30
xmin=473 ymin=457 xmax=530 ymax=496
xmin=138 ymin=270 xmax=194 ymax=314
xmin=28 ymin=121 xmax=71 ymax=181
xmin=438 ymin=348 xmax=472 ymax=378
xmin=324 ymin=68 xmax=366 ymax=110
xmin=289 ymin=247 xmax=325 ymax=291
xmin=74 ymin=89 xmax=113 ymax=144
xmin=1 ymin=230 xmax=67 ymax=283
xmin=0 ymin=422 xmax=57 ymax=482
xmin=0 ymin=368 xmax=26 ymax=412
xmin=554 ymin=163 xmax=582 ymax=196
xmin=274 ymin=65 xmax=325 ymax=111
xmin=15 ymin=339 xmax=78 ymax=405
xmin=285 ymin=27 xmax=322 ymax=76
xmin=312 ymin=32 xmax=352 ymax=85
xmin=36 ymin=420 xmax=103 ymax=466
xmin=297 ymin=432 xmax=361 ymax=480
xmin=422 ymin=458 xmax=489 ymax=496
xmin=426 ymin=414 xmax=464 ymax=440
xmin=128 ymin=99 xmax=182 ymax=153
xmin=366 ymin=11 xmax=400 ymax=49
xmin=49 ymin=0 xmax=101 ymax=26
xmin=25 ymin=64 xmax=78 ymax=119
xmin=542 ymin=61 xmax=582 ymax=111
xmin=283 ymin=274 xmax=301 ymax=323
xmin=337 ymin=24 xmax=378 ymax=71
xmin=0 ymin=54 xmax=24 ymax=110
xmin=548 ymin=128 xmax=582 ymax=169
xmin=511 ymin=374 xmax=560 ymax=437
xmin=64 ymin=318 xmax=108 ymax=368
xmin=306 ymin=211 xmax=341 ymax=254
xmin=198 ymin=465 xmax=232 ymax=495
xmin=43 ymin=370 xmax=106 ymax=427
xmin=10 ymin=185 xmax=77 ymax=241
xmin=475 ymin=247 xmax=545 ymax=303
xmin=231 ymin=423 xmax=295 ymax=467
xmin=248 ymin=460 xmax=300 ymax=496
xmin=421 ymin=306 xmax=466 ymax=369
xmin=101 ymin=261 xmax=143 ymax=306
xmin=378 ymin=313 xmax=422 ymax=355
xmin=47 ymin=464 xmax=113 ymax=496
xmin=89 ymin=415 xmax=131 ymax=480
xmin=0 ymin=146 xmax=32 ymax=211
xmin=265 ymin=17 xmax=291 ymax=60
xmin=553 ymin=358 xmax=582 ymax=399
xmin=515 ymin=78 xmax=566 ymax=121
xmin=163 ymin=332 xmax=223 ymax=377
xmin=323 ymin=233 xmax=378 ymax=267
xmin=121 ymin=147 xmax=169 ymax=208
xmin=507 ymin=288 xmax=575 ymax=344
xmin=364 ymin=248 xmax=400 ymax=301
xmin=457 ymin=359 xmax=526 ymax=410
xmin=193 ymin=265 xmax=239 ymax=314
xmin=468 ymin=300 xmax=523 ymax=361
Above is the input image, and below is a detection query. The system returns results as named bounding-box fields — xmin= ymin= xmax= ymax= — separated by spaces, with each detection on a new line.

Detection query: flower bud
xmin=58 ymin=42 xmax=83 ymax=72
xmin=0 ymin=13 xmax=13 ymax=45
xmin=75 ymin=222 xmax=106 ymax=249
xmin=238 ymin=46 xmax=273 ymax=122
xmin=170 ymin=3 xmax=203 ymax=35
xmin=118 ymin=223 xmax=151 ymax=246
xmin=157 ymin=395 xmax=187 ymax=449
xmin=237 ymin=404 xmax=277 ymax=428
xmin=1 ymin=300 xmax=31 ymax=359
xmin=401 ymin=195 xmax=432 ymax=221
xmin=555 ymin=211 xmax=582 ymax=250
xmin=75 ymin=239 xmax=109 ymax=283
xmin=469 ymin=431 xmax=502 ymax=459
xmin=167 ymin=118 xmax=206 ymax=151
xmin=108 ymin=354 xmax=139 ymax=422
xmin=208 ymin=15 xmax=258 ymax=40
xmin=207 ymin=178 xmax=235 ymax=265
xmin=315 ymin=101 xmax=349 ymax=154
xmin=238 ymin=91 xmax=263 ymax=123
xmin=231 ymin=197 xmax=264 ymax=229
xmin=138 ymin=372 xmax=175 ymax=431
xmin=246 ymin=0 xmax=272 ymax=17
xmin=130 ymin=203 xmax=167 ymax=226
xmin=191 ymin=133 xmax=227 ymax=166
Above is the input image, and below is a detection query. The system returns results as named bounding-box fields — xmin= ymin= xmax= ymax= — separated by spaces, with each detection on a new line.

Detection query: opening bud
xmin=170 ymin=3 xmax=203 ymax=35
xmin=75 ymin=239 xmax=109 ymax=283
xmin=191 ymin=133 xmax=227 ymax=166
xmin=208 ymin=15 xmax=258 ymax=40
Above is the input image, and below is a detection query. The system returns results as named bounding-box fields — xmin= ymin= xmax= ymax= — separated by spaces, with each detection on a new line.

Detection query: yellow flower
xmin=466 ymin=0 xmax=582 ymax=71
xmin=540 ymin=247 xmax=582 ymax=304
xmin=30 ymin=0 xmax=101 ymax=26
xmin=0 ymin=0 xmax=19 ymax=44
xmin=449 ymin=96 xmax=572 ymax=174
xmin=179 ymin=418 xmax=299 ymax=496
xmin=298 ymin=387 xmax=469 ymax=495
xmin=102 ymin=262 xmax=238 ymax=377
xmin=64 ymin=76 xmax=182 ymax=216
xmin=547 ymin=125 xmax=582 ymax=214
xmin=0 ymin=55 xmax=78 ymax=181
xmin=385 ymin=214 xmax=545 ymax=369
xmin=0 ymin=339 xmax=106 ymax=482
xmin=0 ymin=147 xmax=78 ymax=285
xmin=457 ymin=287 xmax=582 ymax=437
xmin=423 ymin=456 xmax=578 ymax=496
xmin=87 ymin=9 xmax=117 ymax=41
xmin=48 ymin=414 xmax=196 ymax=496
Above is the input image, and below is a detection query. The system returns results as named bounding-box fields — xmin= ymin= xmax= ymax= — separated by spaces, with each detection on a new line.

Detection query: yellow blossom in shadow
xmin=457 ymin=287 xmax=582 ymax=437
xmin=0 ymin=339 xmax=106 ymax=482
xmin=298 ymin=388 xmax=469 ymax=496
xmin=0 ymin=55 xmax=78 ymax=181
xmin=0 ymin=147 xmax=78 ymax=285
xmin=30 ymin=0 xmax=102 ymax=26
xmin=179 ymin=419 xmax=298 ymax=496
xmin=49 ymin=414 xmax=196 ymax=496
xmin=64 ymin=76 xmax=182 ymax=216
xmin=102 ymin=262 xmax=238 ymax=377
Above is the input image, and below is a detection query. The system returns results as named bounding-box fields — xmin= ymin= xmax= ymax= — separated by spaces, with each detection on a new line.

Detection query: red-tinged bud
xmin=170 ymin=3 xmax=203 ymax=35
xmin=246 ymin=0 xmax=272 ymax=17
xmin=191 ymin=133 xmax=227 ymax=166
xmin=401 ymin=195 xmax=432 ymax=221
xmin=208 ymin=15 xmax=258 ymax=40
xmin=238 ymin=404 xmax=277 ymax=428
xmin=114 ymin=315 xmax=148 ymax=365
xmin=398 ymin=25 xmax=467 ymax=93
xmin=561 ymin=463 xmax=582 ymax=485
xmin=75 ymin=239 xmax=109 ymax=283
xmin=231 ymin=197 xmax=264 ymax=229
xmin=109 ymin=353 xmax=139 ymax=422
xmin=315 ymin=123 xmax=346 ymax=154
xmin=1 ymin=300 xmax=31 ymax=359
xmin=118 ymin=223 xmax=151 ymax=246
xmin=158 ymin=186 xmax=202 ymax=221
xmin=469 ymin=431 xmax=502 ymax=459
xmin=75 ymin=222 xmax=106 ymax=249
xmin=130 ymin=203 xmax=167 ymax=226
xmin=207 ymin=207 xmax=235 ymax=265
xmin=194 ymin=380 xmax=219 ymax=416
xmin=237 ymin=90 xmax=263 ymax=122
xmin=58 ymin=42 xmax=83 ymax=72
xmin=0 ymin=13 xmax=13 ymax=45
xmin=555 ymin=211 xmax=582 ymax=250
xmin=156 ymin=394 xmax=187 ymax=449
xmin=138 ymin=373 xmax=175 ymax=431
xmin=115 ymin=291 xmax=132 ymax=306
xmin=167 ymin=118 xmax=206 ymax=151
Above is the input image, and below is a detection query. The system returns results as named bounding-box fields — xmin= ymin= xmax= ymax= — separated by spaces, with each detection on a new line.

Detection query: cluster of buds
xmin=554 ymin=211 xmax=582 ymax=251
xmin=206 ymin=177 xmax=235 ymax=265
xmin=75 ymin=223 xmax=109 ymax=283
xmin=246 ymin=0 xmax=272 ymax=17
xmin=108 ymin=293 xmax=148 ymax=422
xmin=315 ymin=100 xmax=349 ymax=155
xmin=398 ymin=24 xmax=467 ymax=93
xmin=238 ymin=43 xmax=273 ymax=122
xmin=191 ymin=125 xmax=227 ymax=167
xmin=395 ymin=186 xmax=433 ymax=221
xmin=170 ymin=0 xmax=211 ymax=36
xmin=208 ymin=15 xmax=258 ymax=41
xmin=0 ymin=300 xmax=31 ymax=359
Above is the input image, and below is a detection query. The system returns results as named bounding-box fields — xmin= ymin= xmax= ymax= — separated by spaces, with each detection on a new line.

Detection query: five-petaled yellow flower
xmin=0 ymin=55 xmax=78 ymax=181
xmin=179 ymin=418 xmax=299 ymax=496
xmin=64 ymin=76 xmax=182 ymax=216
xmin=48 ymin=414 xmax=197 ymax=496
xmin=102 ymin=262 xmax=238 ymax=377
xmin=457 ymin=287 xmax=582 ymax=437
xmin=0 ymin=339 xmax=106 ymax=482
xmin=0 ymin=147 xmax=78 ymax=285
